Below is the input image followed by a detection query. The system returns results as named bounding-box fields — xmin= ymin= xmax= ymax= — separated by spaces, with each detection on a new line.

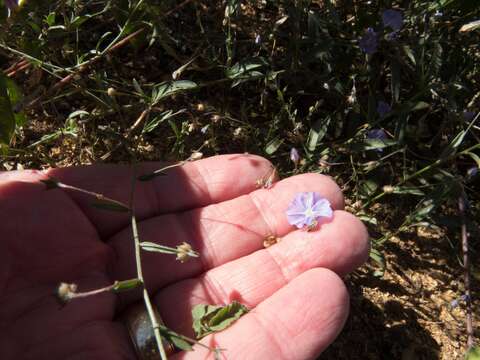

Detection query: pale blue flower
xmin=382 ymin=9 xmax=403 ymax=31
xmin=286 ymin=192 xmax=333 ymax=229
xmin=359 ymin=28 xmax=379 ymax=54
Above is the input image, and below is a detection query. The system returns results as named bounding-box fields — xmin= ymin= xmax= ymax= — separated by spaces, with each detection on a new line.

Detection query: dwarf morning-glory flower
xmin=286 ymin=192 xmax=333 ymax=229
xmin=382 ymin=9 xmax=403 ymax=31
xmin=377 ymin=101 xmax=392 ymax=118
xmin=359 ymin=28 xmax=379 ymax=54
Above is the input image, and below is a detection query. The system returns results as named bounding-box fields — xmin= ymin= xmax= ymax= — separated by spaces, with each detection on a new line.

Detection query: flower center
xmin=304 ymin=207 xmax=315 ymax=218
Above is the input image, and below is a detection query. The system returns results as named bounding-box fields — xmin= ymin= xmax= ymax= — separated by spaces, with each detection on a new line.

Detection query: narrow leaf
xmin=307 ymin=116 xmax=331 ymax=151
xmin=459 ymin=19 xmax=480 ymax=33
xmin=0 ymin=74 xmax=15 ymax=145
xmin=140 ymin=242 xmax=178 ymax=255
xmin=112 ymin=279 xmax=143 ymax=292
xmin=153 ymin=80 xmax=197 ymax=103
xmin=351 ymin=139 xmax=397 ymax=152
xmin=158 ymin=325 xmax=193 ymax=351
xmin=265 ymin=137 xmax=283 ymax=155
xmin=91 ymin=198 xmax=130 ymax=212
xmin=465 ymin=152 xmax=480 ymax=168
xmin=40 ymin=178 xmax=60 ymax=190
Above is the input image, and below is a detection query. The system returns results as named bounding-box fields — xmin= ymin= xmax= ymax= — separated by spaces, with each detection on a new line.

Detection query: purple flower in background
xmin=286 ymin=192 xmax=333 ymax=229
xmin=467 ymin=166 xmax=478 ymax=178
xmin=385 ymin=30 xmax=399 ymax=41
xmin=359 ymin=28 xmax=379 ymax=54
xmin=4 ymin=0 xmax=18 ymax=10
xmin=463 ymin=111 xmax=476 ymax=121
xmin=368 ymin=128 xmax=387 ymax=140
xmin=382 ymin=9 xmax=404 ymax=31
xmin=290 ymin=147 xmax=300 ymax=165
xmin=451 ymin=294 xmax=471 ymax=308
xmin=377 ymin=101 xmax=392 ymax=118
xmin=368 ymin=129 xmax=387 ymax=153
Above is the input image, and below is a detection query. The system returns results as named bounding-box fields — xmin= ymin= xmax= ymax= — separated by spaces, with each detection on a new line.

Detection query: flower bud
xmin=290 ymin=147 xmax=300 ymax=165
xmin=189 ymin=152 xmax=203 ymax=161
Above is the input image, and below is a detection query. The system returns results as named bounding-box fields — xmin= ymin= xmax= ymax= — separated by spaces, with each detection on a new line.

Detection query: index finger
xmin=46 ymin=154 xmax=274 ymax=236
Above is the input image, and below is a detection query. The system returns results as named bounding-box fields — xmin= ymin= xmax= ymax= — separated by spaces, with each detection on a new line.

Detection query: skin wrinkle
xmin=265 ymin=239 xmax=304 ymax=285
xmin=247 ymin=190 xmax=277 ymax=239
xmin=249 ymin=311 xmax=291 ymax=360
xmin=199 ymin=270 xmax=229 ymax=306
xmin=262 ymin=248 xmax=289 ymax=293
xmin=193 ymin=211 xmax=219 ymax=275
xmin=43 ymin=168 xmax=104 ymax=238
xmin=190 ymin=160 xmax=213 ymax=205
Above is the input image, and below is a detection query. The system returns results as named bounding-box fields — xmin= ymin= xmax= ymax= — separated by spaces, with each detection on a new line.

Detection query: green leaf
xmin=40 ymin=178 xmax=60 ymax=190
xmin=359 ymin=179 xmax=378 ymax=196
xmin=460 ymin=19 xmax=480 ymax=33
xmin=68 ymin=110 xmax=90 ymax=119
xmin=0 ymin=74 xmax=16 ymax=145
xmin=5 ymin=72 xmax=26 ymax=127
xmin=390 ymin=59 xmax=401 ymax=103
xmin=265 ymin=137 xmax=284 ymax=155
xmin=465 ymin=152 xmax=480 ymax=168
xmin=403 ymin=45 xmax=416 ymax=65
xmin=112 ymin=279 xmax=143 ymax=292
xmin=226 ymin=58 xmax=267 ymax=80
xmin=140 ymin=242 xmax=178 ymax=255
xmin=142 ymin=109 xmax=186 ymax=134
xmin=152 ymin=80 xmax=197 ymax=104
xmin=158 ymin=325 xmax=193 ymax=351
xmin=192 ymin=302 xmax=249 ymax=339
xmin=45 ymin=12 xmax=56 ymax=26
xmin=307 ymin=116 xmax=331 ymax=152
xmin=351 ymin=139 xmax=397 ymax=152
xmin=466 ymin=346 xmax=480 ymax=360
xmin=91 ymin=198 xmax=130 ymax=212
xmin=132 ymin=78 xmax=144 ymax=96
xmin=369 ymin=247 xmax=385 ymax=276
xmin=440 ymin=114 xmax=478 ymax=159
xmin=391 ymin=186 xmax=425 ymax=196
xmin=440 ymin=130 xmax=466 ymax=159
xmin=411 ymin=101 xmax=430 ymax=111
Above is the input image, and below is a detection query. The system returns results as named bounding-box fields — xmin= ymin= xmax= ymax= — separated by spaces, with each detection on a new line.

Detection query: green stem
xmin=362 ymin=158 xmax=442 ymax=210
xmin=129 ymin=167 xmax=169 ymax=360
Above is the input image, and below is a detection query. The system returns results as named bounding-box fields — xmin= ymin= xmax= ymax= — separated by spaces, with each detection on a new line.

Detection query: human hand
xmin=0 ymin=154 xmax=369 ymax=359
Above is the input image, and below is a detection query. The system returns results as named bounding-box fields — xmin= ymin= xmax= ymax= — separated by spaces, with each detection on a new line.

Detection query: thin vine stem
xmin=129 ymin=165 xmax=169 ymax=360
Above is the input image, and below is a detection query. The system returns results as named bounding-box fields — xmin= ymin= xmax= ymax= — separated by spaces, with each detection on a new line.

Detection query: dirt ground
xmin=323 ymin=226 xmax=478 ymax=359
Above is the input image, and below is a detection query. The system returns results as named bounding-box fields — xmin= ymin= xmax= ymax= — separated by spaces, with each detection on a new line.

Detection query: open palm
xmin=0 ymin=154 xmax=369 ymax=360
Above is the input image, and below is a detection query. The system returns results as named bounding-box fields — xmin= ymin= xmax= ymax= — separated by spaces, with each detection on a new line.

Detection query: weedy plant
xmin=1 ymin=0 xmax=479 ymax=358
